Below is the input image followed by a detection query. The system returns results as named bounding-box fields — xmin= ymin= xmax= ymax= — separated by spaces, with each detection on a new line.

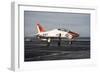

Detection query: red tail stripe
xmin=37 ymin=24 xmax=45 ymax=32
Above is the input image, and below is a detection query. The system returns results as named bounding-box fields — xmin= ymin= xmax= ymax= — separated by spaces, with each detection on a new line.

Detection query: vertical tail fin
xmin=36 ymin=23 xmax=45 ymax=33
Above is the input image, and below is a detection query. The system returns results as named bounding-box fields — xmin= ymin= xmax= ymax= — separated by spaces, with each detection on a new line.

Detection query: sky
xmin=24 ymin=11 xmax=90 ymax=37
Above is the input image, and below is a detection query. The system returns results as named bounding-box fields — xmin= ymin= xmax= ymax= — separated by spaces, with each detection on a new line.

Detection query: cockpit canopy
xmin=57 ymin=28 xmax=69 ymax=32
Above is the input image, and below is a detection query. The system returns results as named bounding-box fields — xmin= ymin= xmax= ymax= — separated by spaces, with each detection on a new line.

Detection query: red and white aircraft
xmin=36 ymin=23 xmax=79 ymax=45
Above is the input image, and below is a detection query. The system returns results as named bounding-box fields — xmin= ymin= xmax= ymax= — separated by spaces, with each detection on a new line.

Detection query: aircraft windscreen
xmin=58 ymin=28 xmax=68 ymax=32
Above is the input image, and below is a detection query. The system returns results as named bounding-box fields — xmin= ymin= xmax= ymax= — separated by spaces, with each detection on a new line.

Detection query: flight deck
xmin=24 ymin=37 xmax=90 ymax=62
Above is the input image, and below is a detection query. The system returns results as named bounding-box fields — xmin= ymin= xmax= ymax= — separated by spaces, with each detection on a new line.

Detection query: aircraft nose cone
xmin=75 ymin=33 xmax=79 ymax=37
xmin=68 ymin=31 xmax=79 ymax=39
